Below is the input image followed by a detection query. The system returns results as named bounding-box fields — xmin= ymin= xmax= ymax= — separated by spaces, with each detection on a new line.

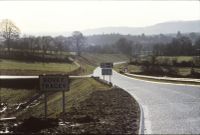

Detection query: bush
xmin=190 ymin=68 xmax=200 ymax=78
xmin=176 ymin=61 xmax=193 ymax=67
xmin=165 ymin=67 xmax=179 ymax=77
xmin=172 ymin=58 xmax=178 ymax=66
xmin=141 ymin=65 xmax=164 ymax=76
xmin=157 ymin=57 xmax=170 ymax=66
xmin=193 ymin=56 xmax=200 ymax=67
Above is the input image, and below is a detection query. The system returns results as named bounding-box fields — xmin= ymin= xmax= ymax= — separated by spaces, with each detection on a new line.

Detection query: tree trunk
xmin=7 ymin=39 xmax=10 ymax=55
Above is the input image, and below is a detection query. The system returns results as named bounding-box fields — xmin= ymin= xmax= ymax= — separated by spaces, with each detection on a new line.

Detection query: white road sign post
xmin=100 ymin=63 xmax=113 ymax=83
xmin=39 ymin=74 xmax=69 ymax=118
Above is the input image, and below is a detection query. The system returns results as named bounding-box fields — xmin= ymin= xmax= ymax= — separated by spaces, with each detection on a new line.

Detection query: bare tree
xmin=54 ymin=36 xmax=66 ymax=54
xmin=0 ymin=19 xmax=20 ymax=53
xmin=72 ymin=31 xmax=84 ymax=56
xmin=27 ymin=36 xmax=36 ymax=54
xmin=116 ymin=38 xmax=133 ymax=62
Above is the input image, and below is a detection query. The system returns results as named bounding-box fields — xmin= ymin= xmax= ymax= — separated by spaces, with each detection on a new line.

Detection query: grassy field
xmin=0 ymin=59 xmax=79 ymax=75
xmin=0 ymin=53 xmax=128 ymax=75
xmin=81 ymin=53 xmax=128 ymax=66
xmin=157 ymin=56 xmax=193 ymax=62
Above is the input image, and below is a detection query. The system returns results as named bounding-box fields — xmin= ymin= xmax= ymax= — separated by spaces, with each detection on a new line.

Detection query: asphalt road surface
xmin=93 ymin=67 xmax=200 ymax=134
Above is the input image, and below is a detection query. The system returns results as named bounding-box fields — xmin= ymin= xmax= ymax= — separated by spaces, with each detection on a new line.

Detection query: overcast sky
xmin=0 ymin=1 xmax=199 ymax=35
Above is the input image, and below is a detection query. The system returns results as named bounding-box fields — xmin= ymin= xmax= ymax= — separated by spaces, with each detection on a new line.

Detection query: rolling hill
xmin=82 ymin=20 xmax=200 ymax=35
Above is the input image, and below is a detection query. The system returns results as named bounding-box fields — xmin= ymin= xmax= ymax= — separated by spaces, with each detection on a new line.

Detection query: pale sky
xmin=0 ymin=1 xmax=199 ymax=35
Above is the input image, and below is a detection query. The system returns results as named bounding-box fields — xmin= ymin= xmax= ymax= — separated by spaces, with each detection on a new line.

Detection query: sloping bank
xmin=1 ymin=78 xmax=140 ymax=134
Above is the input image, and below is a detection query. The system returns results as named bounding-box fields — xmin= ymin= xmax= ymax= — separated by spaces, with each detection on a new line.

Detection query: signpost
xmin=39 ymin=74 xmax=69 ymax=118
xmin=100 ymin=62 xmax=113 ymax=68
xmin=100 ymin=63 xmax=113 ymax=83
xmin=102 ymin=68 xmax=112 ymax=75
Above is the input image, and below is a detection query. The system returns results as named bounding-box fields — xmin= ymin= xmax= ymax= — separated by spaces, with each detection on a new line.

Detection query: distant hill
xmin=82 ymin=20 xmax=200 ymax=35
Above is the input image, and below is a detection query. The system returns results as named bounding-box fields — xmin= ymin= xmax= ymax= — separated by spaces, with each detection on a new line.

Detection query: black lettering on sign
xmin=40 ymin=75 xmax=69 ymax=91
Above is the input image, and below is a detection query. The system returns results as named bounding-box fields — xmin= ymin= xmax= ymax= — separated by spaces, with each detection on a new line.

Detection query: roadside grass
xmin=0 ymin=88 xmax=36 ymax=105
xmin=15 ymin=78 xmax=110 ymax=119
xmin=0 ymin=59 xmax=78 ymax=75
xmin=76 ymin=56 xmax=96 ymax=75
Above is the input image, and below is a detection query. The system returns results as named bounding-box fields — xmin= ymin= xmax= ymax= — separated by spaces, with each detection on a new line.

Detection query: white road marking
xmin=142 ymin=105 xmax=152 ymax=134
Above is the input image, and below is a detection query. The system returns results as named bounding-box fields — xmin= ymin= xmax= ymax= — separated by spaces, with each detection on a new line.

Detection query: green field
xmin=157 ymin=56 xmax=193 ymax=62
xmin=0 ymin=59 xmax=79 ymax=75
xmin=0 ymin=53 xmax=128 ymax=75
xmin=81 ymin=53 xmax=128 ymax=65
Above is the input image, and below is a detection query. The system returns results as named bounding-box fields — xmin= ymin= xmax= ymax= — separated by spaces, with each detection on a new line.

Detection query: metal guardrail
xmin=0 ymin=75 xmax=91 ymax=79
xmin=0 ymin=117 xmax=16 ymax=121
xmin=0 ymin=75 xmax=92 ymax=89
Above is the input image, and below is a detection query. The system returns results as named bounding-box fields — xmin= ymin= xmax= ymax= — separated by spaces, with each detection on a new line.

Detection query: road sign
xmin=39 ymin=74 xmax=69 ymax=118
xmin=39 ymin=74 xmax=69 ymax=91
xmin=100 ymin=63 xmax=113 ymax=68
xmin=102 ymin=68 xmax=112 ymax=75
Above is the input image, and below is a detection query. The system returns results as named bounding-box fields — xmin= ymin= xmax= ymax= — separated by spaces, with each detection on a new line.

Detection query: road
xmin=93 ymin=67 xmax=200 ymax=134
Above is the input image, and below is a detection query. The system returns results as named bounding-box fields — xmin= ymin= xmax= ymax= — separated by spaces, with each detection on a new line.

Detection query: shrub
xmin=141 ymin=65 xmax=164 ymax=76
xmin=165 ymin=67 xmax=179 ymax=77
xmin=176 ymin=61 xmax=193 ymax=67
xmin=193 ymin=56 xmax=200 ymax=67
xmin=190 ymin=68 xmax=200 ymax=78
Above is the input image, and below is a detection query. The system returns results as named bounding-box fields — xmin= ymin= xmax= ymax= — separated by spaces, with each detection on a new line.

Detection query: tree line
xmin=0 ymin=19 xmax=85 ymax=62
xmin=153 ymin=35 xmax=200 ymax=56
xmin=1 ymin=19 xmax=200 ymax=61
xmin=85 ymin=32 xmax=200 ymax=58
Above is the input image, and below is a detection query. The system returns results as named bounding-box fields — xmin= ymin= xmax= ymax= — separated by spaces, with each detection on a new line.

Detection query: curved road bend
xmin=93 ymin=67 xmax=200 ymax=134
